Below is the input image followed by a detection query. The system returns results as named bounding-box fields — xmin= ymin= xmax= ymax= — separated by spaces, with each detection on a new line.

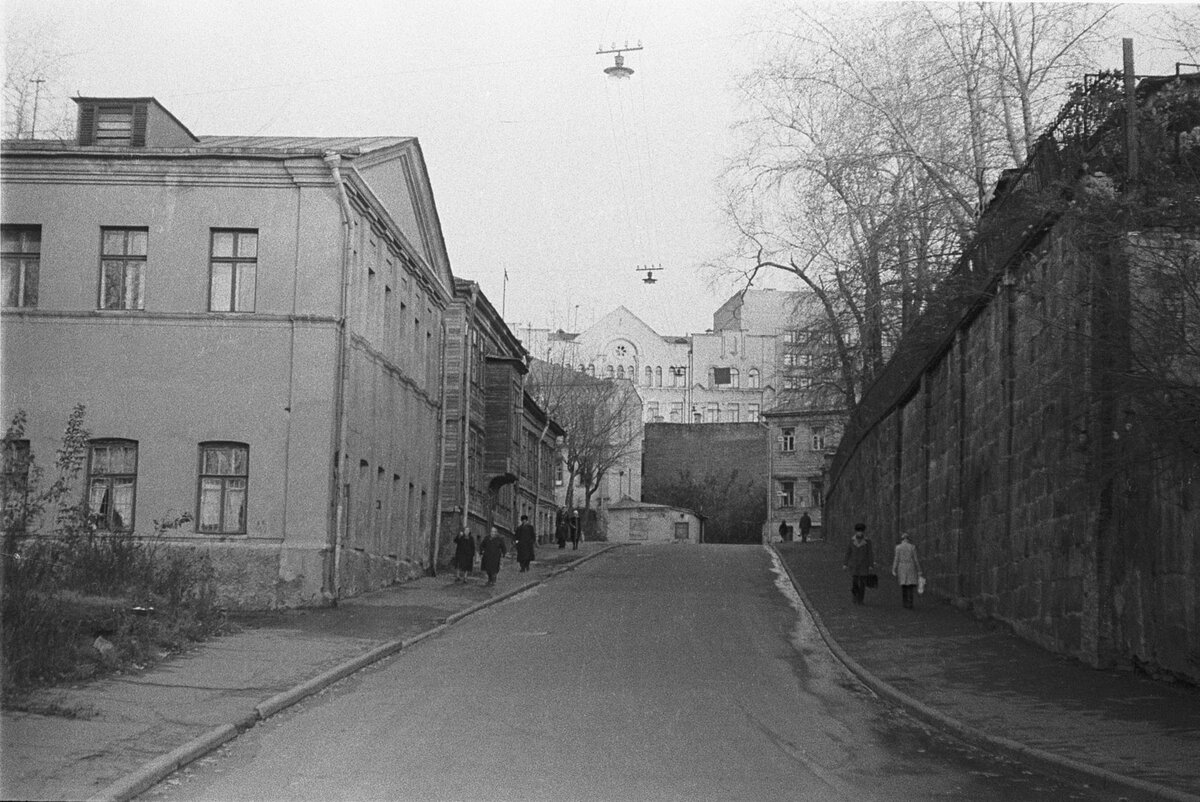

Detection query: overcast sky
xmin=5 ymin=1 xmax=1194 ymax=337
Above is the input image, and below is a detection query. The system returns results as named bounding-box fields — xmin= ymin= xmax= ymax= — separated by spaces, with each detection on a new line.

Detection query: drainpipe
xmin=462 ymin=289 xmax=475 ymax=534
xmin=430 ymin=317 xmax=449 ymax=575
xmin=324 ymin=151 xmax=354 ymax=603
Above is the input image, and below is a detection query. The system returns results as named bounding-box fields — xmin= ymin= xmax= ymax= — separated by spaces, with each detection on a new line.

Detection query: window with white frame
xmin=748 ymin=403 xmax=760 ymax=422
xmin=706 ymin=403 xmax=719 ymax=423
xmin=780 ymin=427 xmax=796 ymax=452
xmin=812 ymin=426 xmax=827 ymax=450
xmin=87 ymin=439 xmax=138 ymax=531
xmin=647 ymin=401 xmax=660 ymax=421
xmin=778 ymin=479 xmax=795 ymax=508
xmin=209 ymin=229 xmax=258 ymax=312
xmin=99 ymin=228 xmax=147 ymax=310
xmin=669 ymin=402 xmax=682 ymax=422
xmin=727 ymin=403 xmax=740 ymax=422
xmin=1 ymin=225 xmax=40 ymax=308
xmin=748 ymin=368 xmax=760 ymax=388
xmin=197 ymin=442 xmax=249 ymax=534
xmin=811 ymin=479 xmax=824 ymax=508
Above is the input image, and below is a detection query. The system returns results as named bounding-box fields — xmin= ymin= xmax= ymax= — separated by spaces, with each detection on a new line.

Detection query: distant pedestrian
xmin=514 ymin=515 xmax=536 ymax=572
xmin=452 ymin=528 xmax=475 ymax=583
xmin=555 ymin=518 xmax=568 ymax=549
xmin=843 ymin=523 xmax=875 ymax=605
xmin=778 ymin=520 xmax=790 ymax=543
xmin=892 ymin=532 xmax=922 ymax=609
xmin=570 ymin=515 xmax=581 ymax=550
xmin=480 ymin=526 xmax=506 ymax=586
xmin=798 ymin=512 xmax=812 ymax=543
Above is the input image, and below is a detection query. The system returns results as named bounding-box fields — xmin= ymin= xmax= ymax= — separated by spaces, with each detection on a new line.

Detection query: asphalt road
xmin=145 ymin=545 xmax=1114 ymax=801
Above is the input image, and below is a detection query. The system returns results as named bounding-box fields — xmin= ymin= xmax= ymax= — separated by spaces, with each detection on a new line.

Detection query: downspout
xmin=324 ymin=151 xmax=354 ymax=603
xmin=462 ymin=289 xmax=475 ymax=533
xmin=429 ymin=316 xmax=449 ymax=575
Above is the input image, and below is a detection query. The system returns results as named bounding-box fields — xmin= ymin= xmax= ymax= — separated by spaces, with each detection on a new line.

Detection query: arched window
xmin=617 ymin=365 xmax=625 ymax=379
xmin=748 ymin=368 xmax=760 ymax=388
xmin=606 ymin=365 xmax=615 ymax=378
xmin=628 ymin=365 xmax=635 ymax=380
xmin=730 ymin=368 xmax=740 ymax=388
xmin=655 ymin=366 xmax=663 ymax=387
xmin=645 ymin=366 xmax=653 ymax=385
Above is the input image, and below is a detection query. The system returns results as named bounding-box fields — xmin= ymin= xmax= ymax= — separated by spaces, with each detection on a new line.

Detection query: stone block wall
xmin=826 ymin=219 xmax=1199 ymax=682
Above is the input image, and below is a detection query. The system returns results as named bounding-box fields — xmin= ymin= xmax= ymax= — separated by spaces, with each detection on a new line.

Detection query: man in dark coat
xmin=514 ymin=515 xmax=536 ymax=572
xmin=842 ymin=522 xmax=876 ymax=605
xmin=798 ymin=512 xmax=812 ymax=543
xmin=778 ymin=520 xmax=790 ymax=543
xmin=452 ymin=528 xmax=475 ymax=582
xmin=479 ymin=526 xmax=506 ymax=586
xmin=555 ymin=518 xmax=568 ymax=549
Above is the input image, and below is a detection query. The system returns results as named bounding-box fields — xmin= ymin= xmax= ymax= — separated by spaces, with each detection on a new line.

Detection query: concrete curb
xmin=769 ymin=544 xmax=1200 ymax=802
xmin=88 ymin=545 xmax=622 ymax=802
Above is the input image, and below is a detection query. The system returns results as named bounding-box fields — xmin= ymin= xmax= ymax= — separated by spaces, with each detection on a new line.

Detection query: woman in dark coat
xmin=479 ymin=526 xmax=506 ymax=586
xmin=452 ymin=529 xmax=475 ymax=582
xmin=842 ymin=522 xmax=875 ymax=605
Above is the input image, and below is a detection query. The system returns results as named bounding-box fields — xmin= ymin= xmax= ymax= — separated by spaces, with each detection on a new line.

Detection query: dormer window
xmin=78 ymin=101 xmax=147 ymax=147
xmin=73 ymin=97 xmax=199 ymax=148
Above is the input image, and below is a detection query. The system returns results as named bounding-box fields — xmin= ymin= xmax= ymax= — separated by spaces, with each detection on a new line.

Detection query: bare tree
xmin=527 ymin=360 xmax=642 ymax=527
xmin=720 ymin=2 xmax=1114 ymax=405
xmin=4 ymin=19 xmax=76 ymax=140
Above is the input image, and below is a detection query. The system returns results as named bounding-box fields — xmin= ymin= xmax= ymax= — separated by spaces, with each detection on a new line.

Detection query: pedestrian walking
xmin=798 ymin=512 xmax=812 ymax=543
xmin=778 ymin=520 xmax=790 ymax=543
xmin=480 ymin=526 xmax=506 ymax=586
xmin=570 ymin=514 xmax=581 ymax=550
xmin=555 ymin=517 xmax=568 ymax=549
xmin=892 ymin=532 xmax=922 ymax=609
xmin=452 ymin=528 xmax=475 ymax=583
xmin=514 ymin=514 xmax=536 ymax=572
xmin=842 ymin=523 xmax=876 ymax=605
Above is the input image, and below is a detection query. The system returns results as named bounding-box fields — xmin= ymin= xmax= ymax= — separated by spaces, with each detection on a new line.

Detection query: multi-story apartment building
xmin=762 ymin=389 xmax=844 ymax=539
xmin=518 ymin=288 xmax=820 ymax=427
xmin=1 ymin=97 xmax=455 ymax=607
xmin=439 ymin=279 xmax=561 ymax=549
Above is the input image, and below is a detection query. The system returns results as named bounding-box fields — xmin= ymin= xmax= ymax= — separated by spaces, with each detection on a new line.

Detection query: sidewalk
xmin=1 ymin=542 xmax=616 ymax=802
xmin=774 ymin=540 xmax=1200 ymax=802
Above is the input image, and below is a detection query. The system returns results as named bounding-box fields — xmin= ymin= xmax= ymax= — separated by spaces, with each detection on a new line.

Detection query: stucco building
xmin=518 ymin=288 xmax=826 ymax=427
xmin=762 ymin=389 xmax=844 ymax=540
xmin=1 ymin=97 xmax=454 ymax=607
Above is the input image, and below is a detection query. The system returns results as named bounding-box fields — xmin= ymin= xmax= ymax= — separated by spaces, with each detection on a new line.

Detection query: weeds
xmin=1 ymin=409 xmax=227 ymax=699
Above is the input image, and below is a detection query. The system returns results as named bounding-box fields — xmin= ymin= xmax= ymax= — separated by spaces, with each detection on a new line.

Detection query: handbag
xmin=865 ymin=573 xmax=879 ymax=589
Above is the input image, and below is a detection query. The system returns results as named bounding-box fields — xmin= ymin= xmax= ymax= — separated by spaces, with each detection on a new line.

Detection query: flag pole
xmin=502 ymin=267 xmax=508 ymax=318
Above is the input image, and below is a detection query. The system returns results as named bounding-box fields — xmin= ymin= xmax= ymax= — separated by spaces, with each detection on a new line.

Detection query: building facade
xmin=518 ymin=288 xmax=825 ymax=428
xmin=439 ymin=279 xmax=562 ymax=551
xmin=1 ymin=97 xmax=454 ymax=607
xmin=762 ymin=390 xmax=844 ymax=540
